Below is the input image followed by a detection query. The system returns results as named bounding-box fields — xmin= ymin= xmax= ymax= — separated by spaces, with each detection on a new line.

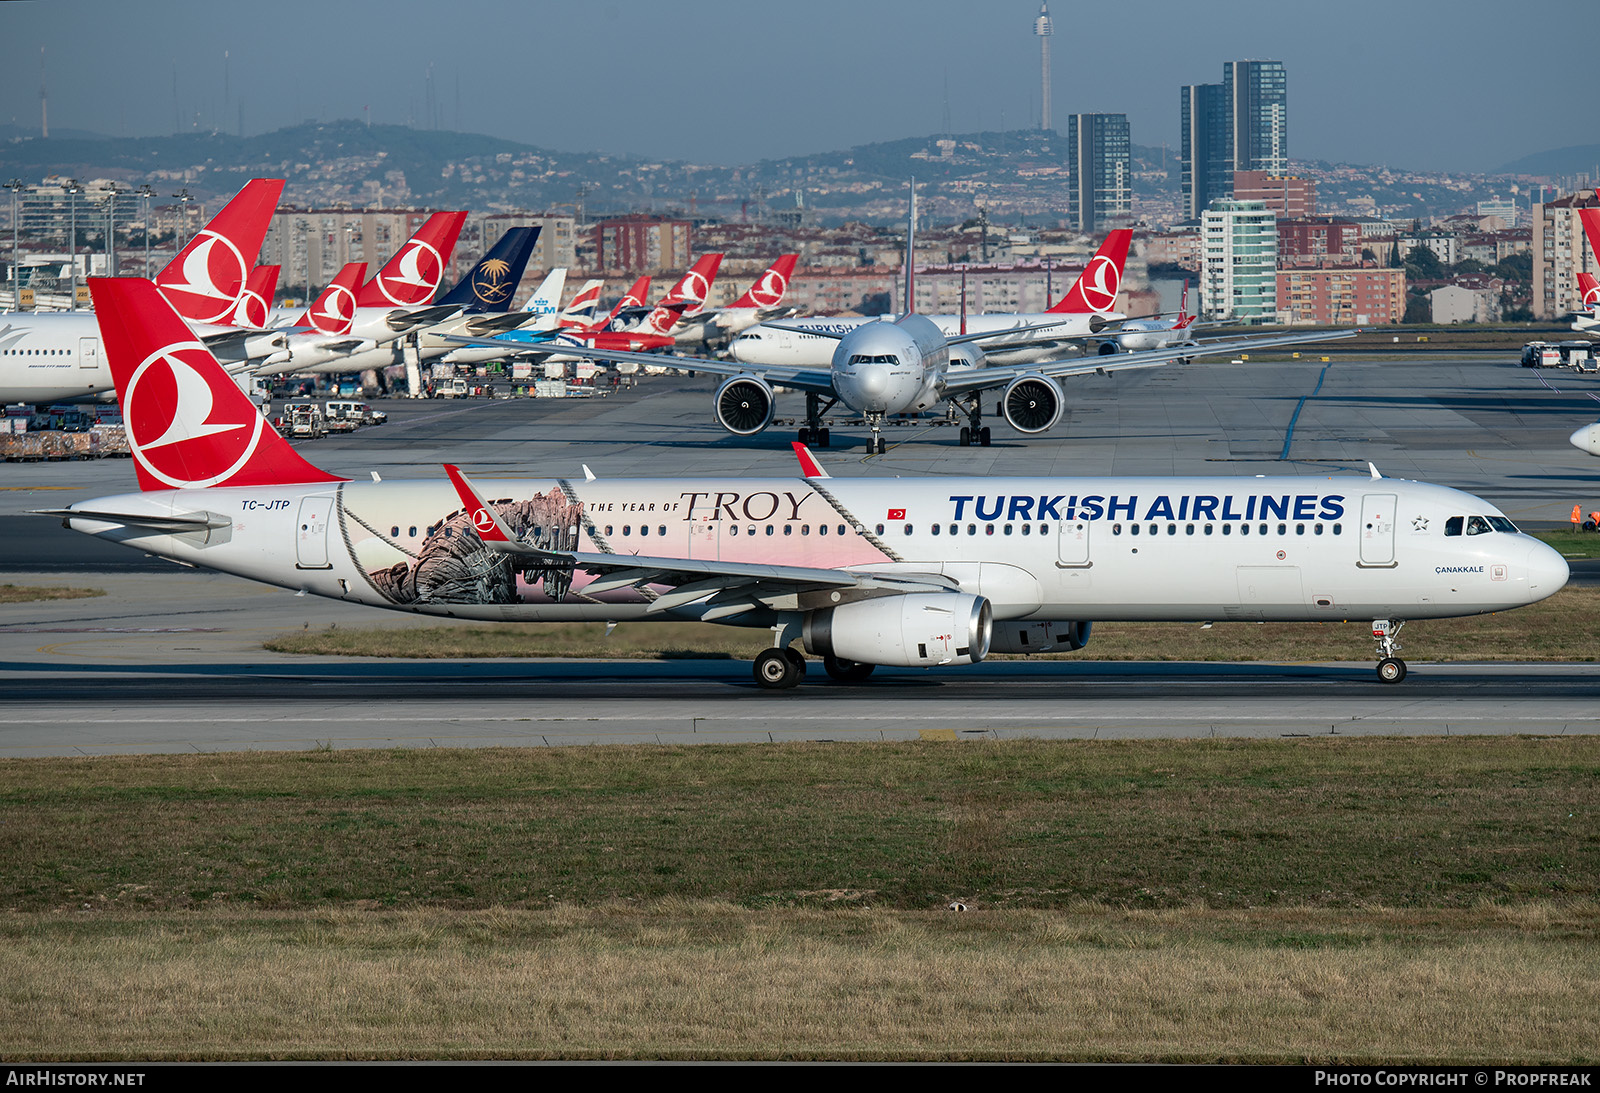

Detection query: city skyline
xmin=0 ymin=0 xmax=1590 ymax=175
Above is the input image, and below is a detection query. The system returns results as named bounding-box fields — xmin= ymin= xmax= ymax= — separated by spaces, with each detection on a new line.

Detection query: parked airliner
xmin=48 ymin=276 xmax=1568 ymax=690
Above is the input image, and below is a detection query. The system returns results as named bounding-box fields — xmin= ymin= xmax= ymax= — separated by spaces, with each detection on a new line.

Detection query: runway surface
xmin=3 ymin=353 xmax=1598 ymax=756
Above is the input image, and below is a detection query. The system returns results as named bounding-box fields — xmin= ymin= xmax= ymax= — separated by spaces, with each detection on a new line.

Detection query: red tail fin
xmin=154 ymin=179 xmax=284 ymax=325
xmin=296 ymin=262 xmax=368 ymax=334
xmin=1580 ymin=208 xmax=1600 ymax=267
xmin=355 ymin=210 xmax=468 ymax=307
xmin=729 ymin=254 xmax=798 ymax=309
xmin=89 ymin=278 xmax=344 ymax=492
xmin=582 ymin=275 xmax=652 ymax=330
xmin=229 ymin=266 xmax=280 ymax=328
xmin=1579 ymin=271 xmax=1600 ymax=310
xmin=1047 ymin=229 xmax=1132 ymax=314
xmin=660 ymin=254 xmax=724 ymax=315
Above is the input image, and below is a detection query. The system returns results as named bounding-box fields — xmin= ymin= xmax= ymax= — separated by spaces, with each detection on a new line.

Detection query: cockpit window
xmin=1488 ymin=516 xmax=1519 ymax=533
xmin=1445 ymin=517 xmax=1462 ymax=537
xmin=1445 ymin=515 xmax=1518 ymax=536
xmin=847 ymin=354 xmax=897 ymax=365
xmin=1466 ymin=516 xmax=1492 ymax=536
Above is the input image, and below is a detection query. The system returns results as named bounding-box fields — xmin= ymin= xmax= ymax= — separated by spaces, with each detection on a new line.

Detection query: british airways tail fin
xmin=154 ymin=178 xmax=284 ymax=326
xmin=354 ymin=210 xmax=468 ymax=308
xmin=435 ymin=226 xmax=540 ymax=311
xmin=1046 ymin=229 xmax=1131 ymax=315
xmin=89 ymin=277 xmax=344 ymax=492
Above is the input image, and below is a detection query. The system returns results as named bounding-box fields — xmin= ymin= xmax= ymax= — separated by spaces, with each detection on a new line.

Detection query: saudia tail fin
xmin=295 ymin=262 xmax=368 ymax=335
xmin=354 ymin=210 xmax=468 ymax=308
xmin=660 ymin=254 xmax=724 ymax=315
xmin=154 ymin=178 xmax=285 ymax=326
xmin=228 ymin=266 xmax=280 ymax=328
xmin=1046 ymin=229 xmax=1132 ymax=315
xmin=89 ymin=277 xmax=344 ymax=491
xmin=729 ymin=254 xmax=798 ymax=310
xmin=434 ymin=226 xmax=540 ymax=311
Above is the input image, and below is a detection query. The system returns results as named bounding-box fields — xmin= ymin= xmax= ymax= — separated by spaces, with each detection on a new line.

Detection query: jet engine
xmin=713 ymin=376 xmax=776 ymax=435
xmin=1001 ymin=374 xmax=1065 ymax=434
xmin=803 ymin=592 xmax=992 ymax=668
xmin=988 ymin=620 xmax=1092 ymax=654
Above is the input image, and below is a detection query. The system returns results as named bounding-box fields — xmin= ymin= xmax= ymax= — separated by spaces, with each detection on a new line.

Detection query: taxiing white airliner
xmin=47 ymin=276 xmax=1569 ymax=690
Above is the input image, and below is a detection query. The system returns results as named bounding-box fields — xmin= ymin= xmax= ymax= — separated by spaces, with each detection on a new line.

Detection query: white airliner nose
xmin=1523 ymin=538 xmax=1570 ymax=600
xmin=1568 ymin=423 xmax=1600 ymax=456
xmin=852 ymin=363 xmax=889 ymax=398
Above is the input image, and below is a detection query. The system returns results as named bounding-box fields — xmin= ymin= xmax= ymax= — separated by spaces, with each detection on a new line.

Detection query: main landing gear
xmin=797 ymin=392 xmax=836 ymax=449
xmin=1372 ymin=619 xmax=1406 ymax=684
xmin=753 ymin=648 xmax=878 ymax=688
xmin=957 ymin=396 xmax=991 ymax=447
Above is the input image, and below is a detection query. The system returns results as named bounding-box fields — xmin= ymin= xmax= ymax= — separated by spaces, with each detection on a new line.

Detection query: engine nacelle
xmin=1001 ymin=374 xmax=1065 ymax=434
xmin=713 ymin=376 xmax=776 ymax=435
xmin=987 ymin=620 xmax=1092 ymax=654
xmin=803 ymin=592 xmax=992 ymax=668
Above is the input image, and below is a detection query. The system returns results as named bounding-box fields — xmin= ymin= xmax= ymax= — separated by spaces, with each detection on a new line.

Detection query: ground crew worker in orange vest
xmin=1572 ymin=504 xmax=1582 ymax=529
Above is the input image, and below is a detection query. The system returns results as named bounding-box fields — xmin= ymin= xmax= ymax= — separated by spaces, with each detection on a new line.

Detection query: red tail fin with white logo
xmin=1580 ymin=207 xmax=1600 ymax=270
xmin=90 ymin=278 xmax=344 ymax=492
xmin=295 ymin=262 xmax=368 ymax=335
xmin=355 ymin=210 xmax=468 ymax=308
xmin=154 ymin=178 xmax=285 ymax=326
xmin=1173 ymin=280 xmax=1196 ymax=330
xmin=1580 ymin=271 xmax=1600 ymax=311
xmin=578 ymin=276 xmax=651 ymax=331
xmin=730 ymin=254 xmax=798 ymax=310
xmin=228 ymin=266 xmax=280 ymax=328
xmin=1046 ymin=229 xmax=1132 ymax=315
xmin=660 ymin=254 xmax=724 ymax=316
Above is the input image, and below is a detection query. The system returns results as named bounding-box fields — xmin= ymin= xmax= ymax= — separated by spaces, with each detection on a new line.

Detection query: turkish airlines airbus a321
xmin=51 ymin=276 xmax=1568 ymax=688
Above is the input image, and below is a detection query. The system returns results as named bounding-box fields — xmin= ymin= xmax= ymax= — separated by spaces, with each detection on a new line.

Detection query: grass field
xmin=2 ymin=738 xmax=1597 ymax=1061
xmin=0 ymin=583 xmax=102 ymax=604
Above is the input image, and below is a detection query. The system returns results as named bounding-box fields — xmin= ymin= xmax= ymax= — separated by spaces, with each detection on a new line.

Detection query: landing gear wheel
xmin=798 ymin=427 xmax=812 ymax=445
xmin=979 ymin=427 xmax=992 ymax=447
xmin=1377 ymin=657 xmax=1407 ymax=684
xmin=754 ymin=648 xmax=802 ymax=690
xmin=959 ymin=427 xmax=971 ymax=447
xmin=823 ymin=655 xmax=876 ymax=682
xmin=782 ymin=647 xmax=807 ymax=675
xmin=877 ymin=438 xmax=887 ymax=455
xmin=817 ymin=428 xmax=830 ymax=448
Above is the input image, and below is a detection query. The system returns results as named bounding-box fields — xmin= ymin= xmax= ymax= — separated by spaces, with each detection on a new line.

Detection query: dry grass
xmin=5 ymin=739 xmax=1596 ymax=1060
xmin=0 ymin=583 xmax=103 ymax=604
xmin=265 ymin=586 xmax=1600 ymax=662
xmin=1 ymin=904 xmax=1595 ymax=1061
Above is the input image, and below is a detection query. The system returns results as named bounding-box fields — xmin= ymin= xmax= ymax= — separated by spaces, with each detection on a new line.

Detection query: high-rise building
xmin=1531 ymin=190 xmax=1600 ymax=319
xmin=1180 ymin=83 xmax=1228 ymax=220
xmin=1181 ymin=61 xmax=1288 ymax=218
xmin=1201 ymin=199 xmax=1278 ymax=324
xmin=1224 ymin=60 xmax=1288 ymax=175
xmin=1067 ymin=113 xmax=1131 ymax=233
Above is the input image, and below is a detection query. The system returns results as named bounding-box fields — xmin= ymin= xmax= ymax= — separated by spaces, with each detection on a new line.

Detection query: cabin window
xmin=802 ymin=525 xmax=810 ymax=536
xmin=876 ymin=524 xmax=884 ymax=535
xmin=622 ymin=526 xmax=630 ymax=536
xmin=837 ymin=525 xmax=846 ymax=536
xmin=728 ymin=526 xmax=738 ymax=536
xmin=985 ymin=524 xmax=994 ymax=535
xmin=1240 ymin=523 xmax=1250 ymax=536
xmin=1003 ymin=524 xmax=1013 ymax=536
xmin=391 ymin=526 xmax=399 ymax=538
xmin=1315 ymin=524 xmax=1324 ymax=535
xmin=932 ymin=524 xmax=941 ymax=536
xmin=818 ymin=524 xmax=827 ymax=536
xmin=1186 ymin=524 xmax=1195 ymax=535
xmin=1222 ymin=524 xmax=1232 ymax=535
xmin=1020 ymin=524 xmax=1030 ymax=536
xmin=1259 ymin=523 xmax=1268 ymax=535
xmin=409 ymin=527 xmax=417 ymax=538
xmin=905 ymin=524 xmax=914 ymax=535
xmin=785 ymin=525 xmax=794 ymax=536
xmin=1112 ymin=523 xmax=1122 ymax=535
xmin=1278 ymin=523 xmax=1287 ymax=536
xmin=1167 ymin=524 xmax=1177 ymax=536
xmin=1129 ymin=524 xmax=1139 ymax=536
xmin=604 ymin=525 xmax=613 ymax=536
xmin=1204 ymin=524 xmax=1213 ymax=536
xmin=1333 ymin=524 xmax=1343 ymax=536
xmin=765 ymin=525 xmax=774 ymax=536
xmin=660 ymin=526 xmax=667 ymax=537
xmin=967 ymin=524 xmax=976 ymax=536
xmin=1296 ymin=524 xmax=1306 ymax=535
xmin=640 ymin=525 xmax=649 ymax=537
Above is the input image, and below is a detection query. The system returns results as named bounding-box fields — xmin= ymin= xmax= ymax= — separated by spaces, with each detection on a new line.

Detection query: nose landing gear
xmin=1372 ymin=619 xmax=1406 ymax=683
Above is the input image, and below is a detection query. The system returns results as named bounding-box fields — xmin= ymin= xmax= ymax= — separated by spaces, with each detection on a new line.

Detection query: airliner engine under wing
xmin=51 ymin=275 xmax=1567 ymax=690
xmin=534 ymin=309 xmax=1358 ymax=453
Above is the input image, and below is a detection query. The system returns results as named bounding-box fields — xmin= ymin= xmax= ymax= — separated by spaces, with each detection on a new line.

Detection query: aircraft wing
xmin=939 ymin=328 xmax=1358 ymax=395
xmin=463 ymin=341 xmax=841 ymax=396
xmin=442 ymin=465 xmax=954 ymax=615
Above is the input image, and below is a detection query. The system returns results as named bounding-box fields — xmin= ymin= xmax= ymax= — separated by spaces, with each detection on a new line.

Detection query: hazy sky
xmin=1 ymin=0 xmax=1588 ymax=173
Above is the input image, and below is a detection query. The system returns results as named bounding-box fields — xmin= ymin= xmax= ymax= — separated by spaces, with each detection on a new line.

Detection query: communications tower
xmin=1034 ymin=3 xmax=1053 ymax=131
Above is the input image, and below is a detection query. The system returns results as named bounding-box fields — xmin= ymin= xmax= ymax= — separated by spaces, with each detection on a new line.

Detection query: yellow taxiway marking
xmin=917 ymin=728 xmax=958 ymax=741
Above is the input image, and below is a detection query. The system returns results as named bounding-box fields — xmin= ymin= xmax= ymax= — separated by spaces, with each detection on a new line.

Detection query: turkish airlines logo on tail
xmin=123 ymin=341 xmax=266 ymax=489
xmin=471 ymin=507 xmax=497 ymax=534
xmin=311 ymin=282 xmax=358 ymax=335
xmin=1079 ymin=254 xmax=1122 ymax=314
xmin=1585 ymin=283 xmax=1600 ymax=309
xmin=157 ymin=230 xmax=249 ymax=324
xmin=232 ymin=286 xmax=269 ymax=328
xmin=375 ymin=239 xmax=445 ymax=306
xmin=748 ymin=268 xmax=789 ymax=308
xmin=672 ymin=269 xmax=711 ymax=307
